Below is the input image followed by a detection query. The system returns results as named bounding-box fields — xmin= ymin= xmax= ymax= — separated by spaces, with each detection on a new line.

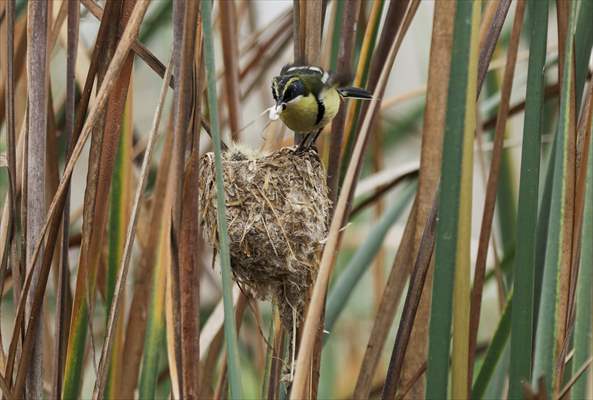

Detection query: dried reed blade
xmin=138 ymin=183 xmax=173 ymax=399
xmin=399 ymin=2 xmax=454 ymax=396
xmin=381 ymin=197 xmax=438 ymax=398
xmin=219 ymin=0 xmax=242 ymax=140
xmin=64 ymin=1 xmax=138 ymax=396
xmin=558 ymin=356 xmax=593 ymax=400
xmin=53 ymin=1 xmax=78 ymax=397
xmin=3 ymin=2 xmax=149 ymax=398
xmin=120 ymin=112 xmax=174 ymax=399
xmin=569 ymin=76 xmax=593 ymax=400
xmin=23 ymin=1 xmax=49 ymax=396
xmin=0 ymin=0 xmax=19 ymax=368
xmin=0 ymin=7 xmax=27 ymax=127
xmin=93 ymin=53 xmax=173 ymax=400
xmin=340 ymin=0 xmax=385 ymax=161
xmin=104 ymin=74 xmax=135 ymax=398
xmin=169 ymin=0 xmax=200 ymax=396
xmin=477 ymin=0 xmax=512 ymax=92
xmin=81 ymin=0 xmax=173 ymax=88
xmin=178 ymin=4 xmax=203 ymax=398
xmin=326 ymin=0 xmax=360 ymax=205
xmin=553 ymin=5 xmax=579 ymax=395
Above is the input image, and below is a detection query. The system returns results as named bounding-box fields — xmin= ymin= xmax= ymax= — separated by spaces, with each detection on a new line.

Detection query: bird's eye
xmin=283 ymin=85 xmax=294 ymax=102
xmin=283 ymin=80 xmax=304 ymax=102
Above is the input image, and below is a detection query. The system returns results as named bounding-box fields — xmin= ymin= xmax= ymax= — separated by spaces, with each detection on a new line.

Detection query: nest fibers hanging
xmin=199 ymin=145 xmax=330 ymax=328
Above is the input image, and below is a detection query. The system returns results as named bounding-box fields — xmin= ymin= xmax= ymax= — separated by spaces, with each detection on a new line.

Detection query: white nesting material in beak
xmin=267 ymin=104 xmax=283 ymax=121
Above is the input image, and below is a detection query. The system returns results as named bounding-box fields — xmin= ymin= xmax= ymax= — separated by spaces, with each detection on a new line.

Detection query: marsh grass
xmin=0 ymin=1 xmax=591 ymax=399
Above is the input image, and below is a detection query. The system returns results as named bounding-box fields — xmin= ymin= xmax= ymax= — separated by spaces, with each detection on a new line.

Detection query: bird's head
xmin=271 ymin=74 xmax=307 ymax=117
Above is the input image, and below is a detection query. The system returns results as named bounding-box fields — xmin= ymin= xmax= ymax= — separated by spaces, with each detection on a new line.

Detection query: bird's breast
xmin=279 ymin=95 xmax=319 ymax=132
xmin=280 ymin=89 xmax=342 ymax=133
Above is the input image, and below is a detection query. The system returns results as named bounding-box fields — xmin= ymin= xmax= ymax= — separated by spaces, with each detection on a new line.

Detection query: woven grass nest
xmin=199 ymin=145 xmax=330 ymax=328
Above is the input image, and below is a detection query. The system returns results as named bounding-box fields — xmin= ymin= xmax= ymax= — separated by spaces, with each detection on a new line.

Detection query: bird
xmin=269 ymin=64 xmax=373 ymax=152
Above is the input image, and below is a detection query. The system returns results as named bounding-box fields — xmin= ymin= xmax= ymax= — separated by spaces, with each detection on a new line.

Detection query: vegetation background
xmin=0 ymin=0 xmax=591 ymax=399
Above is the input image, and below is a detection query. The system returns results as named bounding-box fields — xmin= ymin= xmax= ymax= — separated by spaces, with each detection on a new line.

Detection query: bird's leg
xmin=296 ymin=131 xmax=312 ymax=153
xmin=307 ymin=128 xmax=323 ymax=149
xmin=296 ymin=128 xmax=322 ymax=153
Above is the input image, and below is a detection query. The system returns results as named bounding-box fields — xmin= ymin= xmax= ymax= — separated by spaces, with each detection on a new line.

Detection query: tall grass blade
xmin=105 ymin=79 xmax=134 ymax=398
xmin=532 ymin=2 xmax=577 ymax=394
xmin=470 ymin=3 xmax=525 ymax=391
xmin=574 ymin=1 xmax=593 ymax=108
xmin=450 ymin=4 xmax=480 ymax=397
xmin=201 ymin=0 xmax=243 ymax=397
xmin=401 ymin=2 xmax=454 ymax=395
xmin=260 ymin=313 xmax=275 ymax=400
xmin=533 ymin=0 xmax=592 ymax=340
xmin=0 ymin=2 xmax=587 ymax=397
xmin=571 ymin=84 xmax=593 ymax=400
xmin=508 ymin=0 xmax=549 ymax=397
xmin=425 ymin=1 xmax=477 ymax=397
xmin=472 ymin=293 xmax=512 ymax=399
xmin=533 ymin=139 xmax=556 ymax=333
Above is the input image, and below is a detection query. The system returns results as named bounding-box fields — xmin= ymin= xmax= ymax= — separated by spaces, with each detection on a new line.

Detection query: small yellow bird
xmin=270 ymin=65 xmax=373 ymax=152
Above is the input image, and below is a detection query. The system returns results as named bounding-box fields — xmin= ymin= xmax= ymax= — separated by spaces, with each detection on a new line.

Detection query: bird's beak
xmin=268 ymin=102 xmax=286 ymax=121
xmin=275 ymin=102 xmax=286 ymax=114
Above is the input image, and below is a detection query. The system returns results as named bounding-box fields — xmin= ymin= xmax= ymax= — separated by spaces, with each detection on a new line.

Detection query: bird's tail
xmin=337 ymin=86 xmax=373 ymax=100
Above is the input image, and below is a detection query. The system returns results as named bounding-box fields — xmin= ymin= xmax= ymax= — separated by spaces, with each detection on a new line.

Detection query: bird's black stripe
xmin=315 ymin=96 xmax=325 ymax=125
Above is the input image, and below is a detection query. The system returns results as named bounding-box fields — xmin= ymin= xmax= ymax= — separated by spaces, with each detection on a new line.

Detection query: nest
xmin=199 ymin=146 xmax=330 ymax=328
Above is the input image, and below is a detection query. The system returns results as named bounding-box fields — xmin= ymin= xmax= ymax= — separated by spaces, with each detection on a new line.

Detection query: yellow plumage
xmin=279 ymin=87 xmax=341 ymax=133
xmin=271 ymin=65 xmax=372 ymax=150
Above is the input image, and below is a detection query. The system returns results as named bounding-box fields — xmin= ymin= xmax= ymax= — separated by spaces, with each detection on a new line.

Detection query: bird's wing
xmin=299 ymin=72 xmax=326 ymax=97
